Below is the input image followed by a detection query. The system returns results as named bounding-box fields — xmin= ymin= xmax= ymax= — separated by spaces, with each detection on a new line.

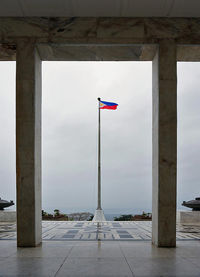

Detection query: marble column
xmin=152 ymin=40 xmax=177 ymax=247
xmin=16 ymin=40 xmax=42 ymax=247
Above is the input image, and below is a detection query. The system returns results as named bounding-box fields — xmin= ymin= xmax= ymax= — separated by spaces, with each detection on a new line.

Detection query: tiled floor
xmin=0 ymin=221 xmax=200 ymax=241
xmin=0 ymin=240 xmax=200 ymax=276
xmin=0 ymin=221 xmax=200 ymax=276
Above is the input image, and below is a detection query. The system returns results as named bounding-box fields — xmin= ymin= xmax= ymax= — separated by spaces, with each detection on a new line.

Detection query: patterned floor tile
xmin=0 ymin=221 xmax=200 ymax=241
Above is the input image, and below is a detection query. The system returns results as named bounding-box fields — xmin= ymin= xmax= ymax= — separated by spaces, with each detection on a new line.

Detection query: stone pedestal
xmin=177 ymin=211 xmax=200 ymax=224
xmin=16 ymin=41 xmax=42 ymax=247
xmin=152 ymin=40 xmax=177 ymax=247
xmin=93 ymin=209 xmax=106 ymax=221
xmin=0 ymin=211 xmax=16 ymax=222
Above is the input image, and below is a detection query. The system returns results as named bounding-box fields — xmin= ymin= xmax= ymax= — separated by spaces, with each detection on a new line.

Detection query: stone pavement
xmin=0 ymin=221 xmax=200 ymax=241
xmin=0 ymin=222 xmax=200 ymax=276
xmin=0 ymin=240 xmax=200 ymax=276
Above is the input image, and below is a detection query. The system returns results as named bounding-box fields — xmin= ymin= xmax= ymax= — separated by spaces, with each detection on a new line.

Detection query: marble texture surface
xmin=2 ymin=43 xmax=200 ymax=62
xmin=0 ymin=240 xmax=200 ymax=276
xmin=1 ymin=18 xmax=200 ymax=61
xmin=37 ymin=44 xmax=156 ymax=61
xmin=152 ymin=40 xmax=177 ymax=247
xmin=0 ymin=18 xmax=200 ymax=44
xmin=16 ymin=41 xmax=42 ymax=247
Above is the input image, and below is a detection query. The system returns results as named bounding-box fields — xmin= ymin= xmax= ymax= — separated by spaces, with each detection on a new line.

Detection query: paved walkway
xmin=0 ymin=221 xmax=200 ymax=241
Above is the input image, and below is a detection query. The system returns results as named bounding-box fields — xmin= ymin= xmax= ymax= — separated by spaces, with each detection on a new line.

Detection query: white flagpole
xmin=93 ymin=98 xmax=106 ymax=221
xmin=97 ymin=97 xmax=101 ymax=210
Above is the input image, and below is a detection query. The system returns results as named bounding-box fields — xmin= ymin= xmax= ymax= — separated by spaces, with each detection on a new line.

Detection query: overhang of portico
xmin=1 ymin=17 xmax=200 ymax=61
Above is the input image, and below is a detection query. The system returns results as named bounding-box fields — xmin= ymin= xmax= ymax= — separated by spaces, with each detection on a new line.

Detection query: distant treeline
xmin=114 ymin=212 xmax=152 ymax=221
xmin=42 ymin=209 xmax=94 ymax=221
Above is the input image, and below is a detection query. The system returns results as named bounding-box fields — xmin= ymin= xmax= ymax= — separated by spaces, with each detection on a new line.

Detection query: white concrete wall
xmin=177 ymin=211 xmax=200 ymax=224
xmin=0 ymin=211 xmax=16 ymax=222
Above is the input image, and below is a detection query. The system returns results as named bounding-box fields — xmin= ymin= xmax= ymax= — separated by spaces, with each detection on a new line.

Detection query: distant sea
xmin=105 ymin=214 xmax=121 ymax=221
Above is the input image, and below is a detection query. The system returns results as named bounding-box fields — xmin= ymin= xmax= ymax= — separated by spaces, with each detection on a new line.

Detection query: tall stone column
xmin=16 ymin=40 xmax=42 ymax=247
xmin=152 ymin=40 xmax=177 ymax=247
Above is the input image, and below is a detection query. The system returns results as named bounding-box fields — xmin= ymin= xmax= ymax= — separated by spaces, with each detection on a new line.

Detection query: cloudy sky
xmin=0 ymin=61 xmax=200 ymax=214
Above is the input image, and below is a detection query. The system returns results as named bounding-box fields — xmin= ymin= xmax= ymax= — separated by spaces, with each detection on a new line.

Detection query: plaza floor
xmin=0 ymin=221 xmax=200 ymax=276
xmin=0 ymin=221 xmax=200 ymax=241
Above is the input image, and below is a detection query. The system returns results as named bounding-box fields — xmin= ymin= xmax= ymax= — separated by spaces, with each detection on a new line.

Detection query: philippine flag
xmin=99 ymin=100 xmax=118 ymax=110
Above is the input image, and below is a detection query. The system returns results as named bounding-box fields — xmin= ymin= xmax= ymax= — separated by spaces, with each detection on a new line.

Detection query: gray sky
xmin=0 ymin=61 xmax=200 ymax=214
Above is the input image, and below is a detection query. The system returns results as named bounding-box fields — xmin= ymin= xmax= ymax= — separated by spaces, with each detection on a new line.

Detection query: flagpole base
xmin=92 ymin=209 xmax=106 ymax=222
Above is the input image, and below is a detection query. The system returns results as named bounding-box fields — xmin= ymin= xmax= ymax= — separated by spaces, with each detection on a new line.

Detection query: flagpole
xmin=97 ymin=97 xmax=101 ymax=210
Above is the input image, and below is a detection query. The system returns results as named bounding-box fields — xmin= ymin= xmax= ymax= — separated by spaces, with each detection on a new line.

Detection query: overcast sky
xmin=0 ymin=61 xmax=200 ymax=214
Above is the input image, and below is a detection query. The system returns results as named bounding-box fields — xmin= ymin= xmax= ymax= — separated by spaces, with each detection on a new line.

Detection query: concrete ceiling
xmin=1 ymin=0 xmax=200 ymax=17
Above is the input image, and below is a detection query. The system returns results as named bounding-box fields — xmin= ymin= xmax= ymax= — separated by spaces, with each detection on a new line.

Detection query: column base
xmin=152 ymin=240 xmax=176 ymax=248
xmin=17 ymin=241 xmax=42 ymax=248
xmin=93 ymin=209 xmax=106 ymax=222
